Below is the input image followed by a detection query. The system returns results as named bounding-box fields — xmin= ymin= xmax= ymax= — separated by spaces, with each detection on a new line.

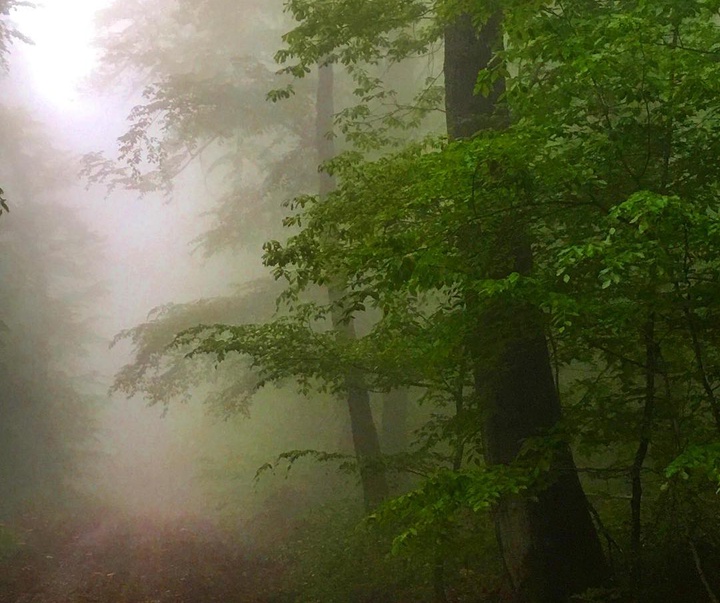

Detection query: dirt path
xmin=0 ymin=514 xmax=284 ymax=603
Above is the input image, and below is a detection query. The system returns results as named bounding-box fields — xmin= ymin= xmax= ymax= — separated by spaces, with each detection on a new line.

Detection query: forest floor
xmin=0 ymin=511 xmax=286 ymax=603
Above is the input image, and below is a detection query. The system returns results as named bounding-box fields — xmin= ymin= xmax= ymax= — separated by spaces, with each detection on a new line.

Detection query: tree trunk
xmin=444 ymin=12 xmax=506 ymax=139
xmin=317 ymin=62 xmax=389 ymax=510
xmin=444 ymin=13 xmax=608 ymax=601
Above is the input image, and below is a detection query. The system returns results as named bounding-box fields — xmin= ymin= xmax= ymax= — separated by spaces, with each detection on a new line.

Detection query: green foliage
xmin=274 ymin=0 xmax=445 ymax=149
xmin=666 ymin=444 xmax=720 ymax=491
xmin=272 ymin=499 xmax=504 ymax=603
xmin=112 ymin=280 xmax=282 ymax=416
xmin=367 ymin=430 xmax=572 ymax=557
xmin=272 ymin=501 xmax=414 ymax=603
xmin=371 ymin=467 xmax=530 ymax=555
xmin=94 ymin=0 xmax=720 ymax=598
xmin=252 ymin=0 xmax=720 ymax=597
xmin=255 ymin=448 xmax=357 ymax=480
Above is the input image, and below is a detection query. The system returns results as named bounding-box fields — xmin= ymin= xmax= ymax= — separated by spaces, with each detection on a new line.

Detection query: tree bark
xmin=444 ymin=13 xmax=608 ymax=601
xmin=317 ymin=62 xmax=389 ymax=510
xmin=629 ymin=318 xmax=658 ymax=593
xmin=444 ymin=12 xmax=506 ymax=139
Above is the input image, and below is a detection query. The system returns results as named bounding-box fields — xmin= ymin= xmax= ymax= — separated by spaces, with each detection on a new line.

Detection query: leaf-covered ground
xmin=0 ymin=512 xmax=285 ymax=603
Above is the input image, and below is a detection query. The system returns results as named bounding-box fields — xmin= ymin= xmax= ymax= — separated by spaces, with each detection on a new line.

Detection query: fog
xmin=9 ymin=9 xmax=432 ymax=578
xmin=8 ymin=2 xmax=712 ymax=602
xmin=5 ymin=2 xmax=221 ymax=522
xmin=0 ymin=0 xmax=466 ymax=602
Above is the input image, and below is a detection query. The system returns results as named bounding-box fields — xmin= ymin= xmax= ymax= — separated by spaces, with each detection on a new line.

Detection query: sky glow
xmin=13 ymin=0 xmax=104 ymax=107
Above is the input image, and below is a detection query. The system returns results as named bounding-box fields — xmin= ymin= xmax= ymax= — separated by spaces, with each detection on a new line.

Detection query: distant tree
xmin=87 ymin=0 xmax=439 ymax=511
xmin=314 ymin=62 xmax=389 ymax=509
xmin=182 ymin=1 xmax=720 ymax=601
xmin=0 ymin=0 xmax=30 ymax=71
xmin=0 ymin=0 xmax=32 ymax=214
xmin=0 ymin=106 xmax=103 ymax=515
xmin=85 ymin=0 xmax=315 ymax=253
xmin=111 ymin=280 xmax=281 ymax=416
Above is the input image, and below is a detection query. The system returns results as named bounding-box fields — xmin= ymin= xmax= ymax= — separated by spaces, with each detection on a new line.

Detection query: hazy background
xmin=6 ymin=0 xmax=276 ymax=520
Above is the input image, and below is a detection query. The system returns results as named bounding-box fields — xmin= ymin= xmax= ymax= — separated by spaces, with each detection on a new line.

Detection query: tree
xmin=0 ymin=3 xmax=101 ymax=516
xmin=187 ymin=0 xmax=720 ymax=599
xmin=89 ymin=0 xmax=430 ymax=512
xmin=91 ymin=0 xmax=720 ymax=599
xmin=316 ymin=62 xmax=389 ymax=509
xmin=85 ymin=0 xmax=317 ymax=252
xmin=0 ymin=0 xmax=30 ymax=72
xmin=0 ymin=0 xmax=33 ymax=214
xmin=0 ymin=106 xmax=103 ymax=516
xmin=237 ymin=2 xmax=607 ymax=599
xmin=443 ymin=10 xmax=607 ymax=600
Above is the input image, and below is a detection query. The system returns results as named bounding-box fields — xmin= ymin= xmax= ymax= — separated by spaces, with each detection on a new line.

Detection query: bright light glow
xmin=14 ymin=0 xmax=105 ymax=107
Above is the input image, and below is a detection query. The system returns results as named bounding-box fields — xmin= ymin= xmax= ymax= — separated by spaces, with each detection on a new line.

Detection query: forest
xmin=1 ymin=0 xmax=720 ymax=601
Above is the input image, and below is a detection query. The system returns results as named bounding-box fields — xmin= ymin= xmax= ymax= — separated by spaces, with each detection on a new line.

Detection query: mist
xmin=2 ymin=1 xmax=720 ymax=602
xmin=0 ymin=1 xmax=378 ymax=597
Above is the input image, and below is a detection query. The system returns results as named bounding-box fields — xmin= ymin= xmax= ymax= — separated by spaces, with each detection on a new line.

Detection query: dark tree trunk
xmin=317 ymin=62 xmax=389 ymax=510
xmin=444 ymin=12 xmax=506 ymax=139
xmin=444 ymin=13 xmax=608 ymax=601
xmin=629 ymin=318 xmax=658 ymax=593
